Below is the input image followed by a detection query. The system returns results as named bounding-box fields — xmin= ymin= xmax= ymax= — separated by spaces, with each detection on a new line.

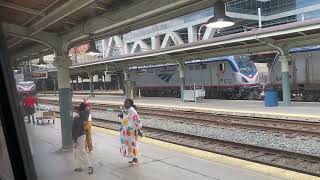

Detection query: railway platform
xmin=38 ymin=94 xmax=320 ymax=122
xmin=25 ymin=118 xmax=316 ymax=180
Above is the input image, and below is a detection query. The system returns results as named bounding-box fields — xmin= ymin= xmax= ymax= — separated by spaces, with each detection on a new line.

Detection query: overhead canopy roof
xmin=1 ymin=0 xmax=229 ymax=64
xmin=58 ymin=18 xmax=320 ymax=75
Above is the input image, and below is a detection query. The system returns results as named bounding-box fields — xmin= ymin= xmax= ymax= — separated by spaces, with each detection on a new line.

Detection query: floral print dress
xmin=120 ymin=107 xmax=142 ymax=159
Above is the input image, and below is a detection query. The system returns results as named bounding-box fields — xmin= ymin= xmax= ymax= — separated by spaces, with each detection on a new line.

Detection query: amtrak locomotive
xmin=129 ymin=55 xmax=261 ymax=99
xmin=16 ymin=81 xmax=36 ymax=93
xmin=14 ymin=70 xmax=36 ymax=94
xmin=65 ymin=46 xmax=320 ymax=101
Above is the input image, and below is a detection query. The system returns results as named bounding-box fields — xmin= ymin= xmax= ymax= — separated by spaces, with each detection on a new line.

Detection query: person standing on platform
xmin=83 ymin=99 xmax=93 ymax=152
xmin=72 ymin=104 xmax=94 ymax=175
xmin=22 ymin=93 xmax=38 ymax=124
xmin=119 ymin=99 xmax=142 ymax=165
xmin=83 ymin=97 xmax=91 ymax=110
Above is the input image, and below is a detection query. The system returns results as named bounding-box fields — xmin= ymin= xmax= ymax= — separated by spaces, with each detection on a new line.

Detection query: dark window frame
xmin=0 ymin=27 xmax=37 ymax=180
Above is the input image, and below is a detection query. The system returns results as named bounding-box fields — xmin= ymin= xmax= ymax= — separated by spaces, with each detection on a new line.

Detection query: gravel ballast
xmin=41 ymin=104 xmax=320 ymax=157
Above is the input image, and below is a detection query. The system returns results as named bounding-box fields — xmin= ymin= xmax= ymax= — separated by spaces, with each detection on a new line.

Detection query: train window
xmin=195 ymin=65 xmax=200 ymax=70
xmin=219 ymin=63 xmax=225 ymax=72
xmin=146 ymin=69 xmax=155 ymax=74
xmin=200 ymin=64 xmax=207 ymax=70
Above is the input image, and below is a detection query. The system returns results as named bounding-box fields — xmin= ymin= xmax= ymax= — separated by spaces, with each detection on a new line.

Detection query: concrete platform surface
xmin=24 ymin=120 xmax=311 ymax=180
xmin=39 ymin=95 xmax=320 ymax=122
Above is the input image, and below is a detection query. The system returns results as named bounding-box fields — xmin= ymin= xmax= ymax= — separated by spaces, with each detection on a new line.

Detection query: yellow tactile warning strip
xmin=38 ymin=97 xmax=320 ymax=122
xmin=93 ymin=126 xmax=320 ymax=180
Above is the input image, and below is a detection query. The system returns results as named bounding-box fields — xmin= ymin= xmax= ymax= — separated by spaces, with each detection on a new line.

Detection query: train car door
xmin=217 ymin=62 xmax=226 ymax=96
xmin=309 ymin=52 xmax=320 ymax=83
xmin=218 ymin=62 xmax=224 ymax=86
xmin=218 ymin=61 xmax=233 ymax=86
xmin=208 ymin=62 xmax=221 ymax=97
xmin=291 ymin=53 xmax=306 ymax=86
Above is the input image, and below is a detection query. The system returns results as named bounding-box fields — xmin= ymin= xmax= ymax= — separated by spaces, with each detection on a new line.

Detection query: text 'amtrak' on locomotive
xmin=129 ymin=55 xmax=261 ymax=99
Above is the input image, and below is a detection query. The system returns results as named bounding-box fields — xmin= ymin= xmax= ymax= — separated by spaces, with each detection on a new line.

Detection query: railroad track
xmin=51 ymin=110 xmax=320 ymax=176
xmin=39 ymin=99 xmax=320 ymax=139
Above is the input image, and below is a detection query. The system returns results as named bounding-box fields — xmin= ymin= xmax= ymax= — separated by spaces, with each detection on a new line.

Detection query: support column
xmin=70 ymin=78 xmax=74 ymax=91
xmin=117 ymin=73 xmax=121 ymax=90
xmin=104 ymin=65 xmax=111 ymax=91
xmin=151 ymin=36 xmax=160 ymax=50
xmin=99 ymin=75 xmax=103 ymax=91
xmin=123 ymin=43 xmax=129 ymax=55
xmin=53 ymin=78 xmax=57 ymax=96
xmin=280 ymin=55 xmax=291 ymax=106
xmin=88 ymin=73 xmax=95 ymax=97
xmin=188 ymin=26 xmax=197 ymax=43
xmin=123 ymin=71 xmax=129 ymax=98
xmin=80 ymin=76 xmax=84 ymax=93
xmin=102 ymin=75 xmax=106 ymax=91
xmin=76 ymin=77 xmax=79 ymax=91
xmin=53 ymin=55 xmax=72 ymax=149
xmin=203 ymin=27 xmax=216 ymax=40
xmin=267 ymin=63 xmax=273 ymax=84
xmin=44 ymin=79 xmax=47 ymax=95
xmin=178 ymin=61 xmax=185 ymax=101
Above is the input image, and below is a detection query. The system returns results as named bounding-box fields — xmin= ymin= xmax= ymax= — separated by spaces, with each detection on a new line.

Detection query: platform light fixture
xmin=206 ymin=0 xmax=235 ymax=29
xmin=86 ymin=39 xmax=101 ymax=56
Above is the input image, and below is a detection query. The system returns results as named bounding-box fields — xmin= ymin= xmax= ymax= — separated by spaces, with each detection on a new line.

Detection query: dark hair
xmin=125 ymin=98 xmax=137 ymax=110
xmin=74 ymin=106 xmax=80 ymax=111
xmin=79 ymin=102 xmax=86 ymax=111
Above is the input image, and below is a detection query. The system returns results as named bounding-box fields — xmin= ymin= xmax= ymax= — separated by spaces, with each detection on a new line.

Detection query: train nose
xmin=255 ymin=74 xmax=259 ymax=82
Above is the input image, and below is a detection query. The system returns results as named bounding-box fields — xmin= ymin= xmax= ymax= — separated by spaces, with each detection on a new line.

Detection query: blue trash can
xmin=264 ymin=90 xmax=278 ymax=107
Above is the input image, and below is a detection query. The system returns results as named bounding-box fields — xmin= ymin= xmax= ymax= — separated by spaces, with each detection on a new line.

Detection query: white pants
xmin=73 ymin=135 xmax=91 ymax=169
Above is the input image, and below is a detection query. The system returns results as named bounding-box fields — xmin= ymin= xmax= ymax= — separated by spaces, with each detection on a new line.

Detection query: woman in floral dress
xmin=83 ymin=97 xmax=93 ymax=152
xmin=119 ymin=99 xmax=142 ymax=165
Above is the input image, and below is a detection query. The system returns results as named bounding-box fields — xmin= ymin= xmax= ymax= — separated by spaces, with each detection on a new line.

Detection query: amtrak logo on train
xmin=157 ymin=73 xmax=174 ymax=83
xmin=157 ymin=67 xmax=176 ymax=83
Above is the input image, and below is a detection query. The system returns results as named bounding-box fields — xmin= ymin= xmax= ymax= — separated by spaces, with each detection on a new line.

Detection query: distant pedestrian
xmin=72 ymin=104 xmax=94 ymax=175
xmin=119 ymin=99 xmax=142 ymax=165
xmin=22 ymin=93 xmax=38 ymax=124
xmin=83 ymin=97 xmax=91 ymax=110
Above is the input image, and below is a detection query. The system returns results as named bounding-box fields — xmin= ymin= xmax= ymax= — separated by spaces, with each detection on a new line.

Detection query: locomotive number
xmin=223 ymin=78 xmax=232 ymax=84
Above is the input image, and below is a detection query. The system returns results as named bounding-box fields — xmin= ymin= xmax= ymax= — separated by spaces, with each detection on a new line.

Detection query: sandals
xmin=88 ymin=167 xmax=94 ymax=175
xmin=74 ymin=167 xmax=94 ymax=175
xmin=128 ymin=158 xmax=138 ymax=166
xmin=73 ymin=168 xmax=83 ymax=172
